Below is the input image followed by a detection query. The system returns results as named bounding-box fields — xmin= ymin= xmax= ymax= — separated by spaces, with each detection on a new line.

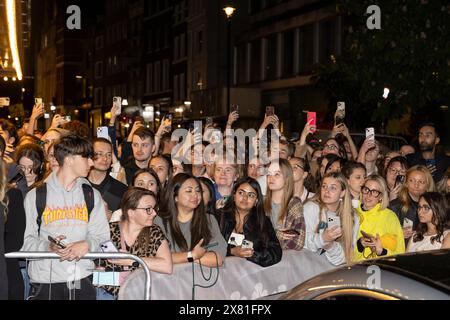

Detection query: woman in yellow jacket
xmin=354 ymin=175 xmax=405 ymax=261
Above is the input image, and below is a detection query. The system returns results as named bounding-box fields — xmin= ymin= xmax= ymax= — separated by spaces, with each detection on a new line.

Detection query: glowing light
xmin=3 ymin=77 xmax=8 ymax=82
xmin=223 ymin=6 xmax=236 ymax=18
xmin=383 ymin=88 xmax=390 ymax=99
xmin=6 ymin=0 xmax=23 ymax=81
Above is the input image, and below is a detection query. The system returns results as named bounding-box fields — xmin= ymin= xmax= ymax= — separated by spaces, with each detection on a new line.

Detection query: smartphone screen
xmin=231 ymin=105 xmax=239 ymax=113
xmin=307 ymin=112 xmax=317 ymax=133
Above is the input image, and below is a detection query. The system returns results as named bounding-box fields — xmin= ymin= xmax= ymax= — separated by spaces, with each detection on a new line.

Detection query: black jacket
xmin=120 ymin=142 xmax=141 ymax=185
xmin=406 ymin=152 xmax=450 ymax=183
xmin=4 ymin=188 xmax=26 ymax=300
xmin=0 ymin=196 xmax=7 ymax=300
xmin=389 ymin=196 xmax=419 ymax=230
xmin=220 ymin=212 xmax=282 ymax=268
xmin=90 ymin=174 xmax=128 ymax=212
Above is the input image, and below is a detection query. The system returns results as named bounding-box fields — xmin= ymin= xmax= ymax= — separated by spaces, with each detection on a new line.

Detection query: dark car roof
xmin=360 ymin=249 xmax=450 ymax=291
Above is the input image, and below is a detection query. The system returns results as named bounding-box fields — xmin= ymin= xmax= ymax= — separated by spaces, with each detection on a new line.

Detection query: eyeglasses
xmin=324 ymin=144 xmax=338 ymax=151
xmin=292 ymin=164 xmax=305 ymax=171
xmin=236 ymin=189 xmax=257 ymax=199
xmin=418 ymin=205 xmax=431 ymax=212
xmin=18 ymin=165 xmax=34 ymax=174
xmin=361 ymin=186 xmax=382 ymax=197
xmin=388 ymin=167 xmax=406 ymax=176
xmin=136 ymin=207 xmax=155 ymax=215
xmin=94 ymin=152 xmax=112 ymax=159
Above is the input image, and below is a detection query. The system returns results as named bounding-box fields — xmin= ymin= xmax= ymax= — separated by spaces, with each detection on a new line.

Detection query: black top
xmin=4 ymin=188 xmax=26 ymax=300
xmin=90 ymin=174 xmax=128 ymax=212
xmin=389 ymin=196 xmax=419 ymax=230
xmin=406 ymin=152 xmax=450 ymax=183
xmin=120 ymin=142 xmax=141 ymax=185
xmin=0 ymin=196 xmax=8 ymax=300
xmin=219 ymin=212 xmax=282 ymax=268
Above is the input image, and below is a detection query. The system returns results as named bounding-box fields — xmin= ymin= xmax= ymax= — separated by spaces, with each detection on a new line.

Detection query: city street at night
xmin=0 ymin=0 xmax=449 ymax=308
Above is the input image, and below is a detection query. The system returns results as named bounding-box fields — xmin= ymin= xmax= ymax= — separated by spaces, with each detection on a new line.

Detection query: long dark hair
xmin=15 ymin=143 xmax=46 ymax=185
xmin=220 ymin=177 xmax=270 ymax=246
xmin=413 ymin=192 xmax=449 ymax=245
xmin=158 ymin=173 xmax=211 ymax=251
xmin=198 ymin=177 xmax=217 ymax=219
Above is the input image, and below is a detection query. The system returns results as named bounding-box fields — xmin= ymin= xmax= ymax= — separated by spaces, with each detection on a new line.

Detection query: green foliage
xmin=314 ymin=0 xmax=450 ymax=130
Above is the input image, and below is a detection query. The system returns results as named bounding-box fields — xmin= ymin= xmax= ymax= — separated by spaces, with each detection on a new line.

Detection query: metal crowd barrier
xmin=5 ymin=252 xmax=152 ymax=300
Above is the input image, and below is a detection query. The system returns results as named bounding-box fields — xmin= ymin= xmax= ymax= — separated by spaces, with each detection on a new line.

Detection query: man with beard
xmin=406 ymin=123 xmax=450 ymax=183
xmin=88 ymin=138 xmax=128 ymax=218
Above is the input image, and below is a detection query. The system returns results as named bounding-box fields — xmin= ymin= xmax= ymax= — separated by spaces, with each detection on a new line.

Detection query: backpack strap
xmin=82 ymin=184 xmax=95 ymax=220
xmin=35 ymin=183 xmax=47 ymax=237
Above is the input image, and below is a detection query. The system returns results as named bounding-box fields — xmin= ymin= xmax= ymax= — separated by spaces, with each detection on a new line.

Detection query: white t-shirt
xmin=407 ymin=230 xmax=450 ymax=253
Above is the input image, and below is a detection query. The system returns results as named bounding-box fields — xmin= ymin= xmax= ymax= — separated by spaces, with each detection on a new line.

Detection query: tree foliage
xmin=314 ymin=0 xmax=450 ymax=132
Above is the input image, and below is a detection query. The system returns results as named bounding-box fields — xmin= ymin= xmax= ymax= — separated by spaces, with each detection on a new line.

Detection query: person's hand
xmin=59 ymin=241 xmax=90 ymax=262
xmin=322 ymin=226 xmax=342 ymax=243
xmin=268 ymin=115 xmax=280 ymax=130
xmin=30 ymin=104 xmax=45 ymax=121
xmin=50 ymin=114 xmax=68 ymax=129
xmin=107 ymin=249 xmax=134 ymax=266
xmin=278 ymin=229 xmax=297 ymax=241
xmin=299 ymin=118 xmax=315 ymax=144
xmin=192 ymin=239 xmax=207 ymax=261
xmin=227 ymin=111 xmax=239 ymax=127
xmin=389 ymin=183 xmax=402 ymax=201
xmin=157 ymin=117 xmax=172 ymax=137
xmin=48 ymin=235 xmax=67 ymax=254
xmin=260 ymin=114 xmax=279 ymax=130
xmin=110 ymin=103 xmax=121 ymax=124
xmin=359 ymin=138 xmax=376 ymax=156
xmin=360 ymin=237 xmax=375 ymax=248
xmin=374 ymin=234 xmax=384 ymax=256
xmin=230 ymin=246 xmax=254 ymax=258
xmin=403 ymin=227 xmax=414 ymax=239
xmin=127 ymin=121 xmax=144 ymax=142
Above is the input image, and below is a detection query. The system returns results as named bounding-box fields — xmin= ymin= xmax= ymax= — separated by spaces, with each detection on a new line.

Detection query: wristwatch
xmin=187 ymin=251 xmax=194 ymax=263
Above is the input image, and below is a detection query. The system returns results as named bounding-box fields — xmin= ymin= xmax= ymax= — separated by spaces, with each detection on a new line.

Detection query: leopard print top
xmin=98 ymin=222 xmax=166 ymax=296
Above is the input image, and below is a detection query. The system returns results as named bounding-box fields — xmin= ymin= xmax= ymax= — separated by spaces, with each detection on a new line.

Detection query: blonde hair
xmin=364 ymin=174 xmax=390 ymax=210
xmin=264 ymin=159 xmax=294 ymax=225
xmin=398 ymin=165 xmax=436 ymax=216
xmin=0 ymin=159 xmax=9 ymax=218
xmin=311 ymin=172 xmax=355 ymax=264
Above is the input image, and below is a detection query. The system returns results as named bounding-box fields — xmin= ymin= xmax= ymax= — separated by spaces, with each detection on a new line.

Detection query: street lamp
xmin=223 ymin=6 xmax=236 ymax=116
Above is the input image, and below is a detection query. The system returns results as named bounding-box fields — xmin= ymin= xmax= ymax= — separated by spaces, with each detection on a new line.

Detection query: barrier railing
xmin=5 ymin=252 xmax=151 ymax=300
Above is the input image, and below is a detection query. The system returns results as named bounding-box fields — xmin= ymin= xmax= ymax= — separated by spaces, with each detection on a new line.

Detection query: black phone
xmin=48 ymin=236 xmax=67 ymax=249
xmin=360 ymin=230 xmax=374 ymax=240
xmin=395 ymin=175 xmax=405 ymax=188
xmin=9 ymin=172 xmax=24 ymax=184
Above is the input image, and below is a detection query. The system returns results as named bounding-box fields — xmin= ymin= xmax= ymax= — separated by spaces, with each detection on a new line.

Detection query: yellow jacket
xmin=354 ymin=203 xmax=405 ymax=262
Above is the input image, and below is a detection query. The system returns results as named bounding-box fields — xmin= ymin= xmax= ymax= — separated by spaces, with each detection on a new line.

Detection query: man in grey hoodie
xmin=21 ymin=135 xmax=110 ymax=300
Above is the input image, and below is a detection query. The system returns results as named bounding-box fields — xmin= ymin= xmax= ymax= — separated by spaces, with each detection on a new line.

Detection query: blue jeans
xmin=20 ymin=267 xmax=31 ymax=300
xmin=96 ymin=287 xmax=116 ymax=300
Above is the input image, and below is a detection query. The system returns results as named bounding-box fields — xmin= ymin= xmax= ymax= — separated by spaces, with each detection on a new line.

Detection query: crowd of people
xmin=0 ymin=102 xmax=449 ymax=300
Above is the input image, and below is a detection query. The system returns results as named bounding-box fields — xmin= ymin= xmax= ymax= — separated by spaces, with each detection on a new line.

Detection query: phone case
xmin=100 ymin=240 xmax=119 ymax=253
xmin=307 ymin=112 xmax=317 ymax=133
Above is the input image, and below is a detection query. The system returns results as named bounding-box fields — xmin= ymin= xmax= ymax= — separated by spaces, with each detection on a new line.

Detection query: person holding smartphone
xmin=384 ymin=156 xmax=409 ymax=201
xmin=218 ymin=177 xmax=282 ymax=267
xmin=303 ymin=172 xmax=358 ymax=266
xmin=265 ymin=159 xmax=306 ymax=251
xmin=389 ymin=165 xmax=436 ymax=243
xmin=355 ymin=175 xmax=405 ymax=262
xmin=96 ymin=188 xmax=172 ymax=300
